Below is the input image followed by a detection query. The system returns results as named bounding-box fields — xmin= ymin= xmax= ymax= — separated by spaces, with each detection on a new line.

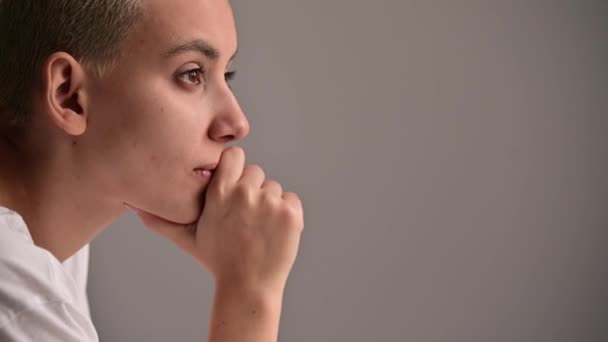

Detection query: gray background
xmin=88 ymin=1 xmax=608 ymax=341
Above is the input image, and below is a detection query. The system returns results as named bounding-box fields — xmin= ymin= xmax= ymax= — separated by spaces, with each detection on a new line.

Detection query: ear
xmin=42 ymin=52 xmax=89 ymax=136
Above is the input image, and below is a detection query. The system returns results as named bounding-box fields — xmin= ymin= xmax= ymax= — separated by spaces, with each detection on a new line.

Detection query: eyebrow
xmin=163 ymin=39 xmax=238 ymax=62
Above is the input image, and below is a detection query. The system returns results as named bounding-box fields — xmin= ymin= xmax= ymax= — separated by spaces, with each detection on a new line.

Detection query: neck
xmin=0 ymin=129 xmax=126 ymax=262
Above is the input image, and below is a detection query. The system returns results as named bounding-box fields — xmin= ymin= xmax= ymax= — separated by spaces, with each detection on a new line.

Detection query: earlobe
xmin=43 ymin=52 xmax=89 ymax=136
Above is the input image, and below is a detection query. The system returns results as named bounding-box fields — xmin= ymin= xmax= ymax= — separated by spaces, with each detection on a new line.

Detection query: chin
xmin=168 ymin=198 xmax=205 ymax=225
xmin=129 ymin=184 xmax=205 ymax=224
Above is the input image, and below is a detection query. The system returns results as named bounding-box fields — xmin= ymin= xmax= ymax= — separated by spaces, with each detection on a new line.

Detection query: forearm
xmin=207 ymin=282 xmax=284 ymax=342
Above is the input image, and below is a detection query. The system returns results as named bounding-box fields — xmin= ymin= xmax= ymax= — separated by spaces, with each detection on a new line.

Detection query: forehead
xmin=134 ymin=0 xmax=237 ymax=60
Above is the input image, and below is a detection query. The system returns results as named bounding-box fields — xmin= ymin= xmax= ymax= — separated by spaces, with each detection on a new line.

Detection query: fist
xmin=132 ymin=146 xmax=304 ymax=294
xmin=195 ymin=146 xmax=304 ymax=291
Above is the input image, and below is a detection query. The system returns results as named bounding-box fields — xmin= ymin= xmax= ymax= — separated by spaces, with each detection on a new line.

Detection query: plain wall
xmin=89 ymin=1 xmax=608 ymax=341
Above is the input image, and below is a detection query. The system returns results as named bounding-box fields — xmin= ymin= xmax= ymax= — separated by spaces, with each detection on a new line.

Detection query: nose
xmin=208 ymin=88 xmax=250 ymax=144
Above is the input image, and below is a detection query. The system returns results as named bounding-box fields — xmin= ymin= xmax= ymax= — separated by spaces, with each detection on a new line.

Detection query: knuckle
xmin=207 ymin=179 xmax=226 ymax=198
xmin=278 ymin=201 xmax=301 ymax=226
xmin=265 ymin=179 xmax=282 ymax=190
xmin=285 ymin=191 xmax=302 ymax=208
xmin=247 ymin=164 xmax=265 ymax=178
xmin=283 ymin=192 xmax=304 ymax=228
xmin=234 ymin=183 xmax=254 ymax=203
xmin=260 ymin=190 xmax=279 ymax=205
xmin=234 ymin=182 xmax=250 ymax=195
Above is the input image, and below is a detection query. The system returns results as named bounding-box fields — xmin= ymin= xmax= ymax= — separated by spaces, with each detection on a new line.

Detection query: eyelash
xmin=180 ymin=67 xmax=237 ymax=87
xmin=225 ymin=71 xmax=236 ymax=83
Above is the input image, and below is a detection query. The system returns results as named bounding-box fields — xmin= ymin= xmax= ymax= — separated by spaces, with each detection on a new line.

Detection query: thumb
xmin=126 ymin=205 xmax=197 ymax=253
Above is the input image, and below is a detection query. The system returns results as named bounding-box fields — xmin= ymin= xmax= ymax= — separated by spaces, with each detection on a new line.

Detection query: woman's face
xmin=81 ymin=0 xmax=249 ymax=224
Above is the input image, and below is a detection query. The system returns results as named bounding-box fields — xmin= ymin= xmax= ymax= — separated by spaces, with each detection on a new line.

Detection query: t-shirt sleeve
xmin=0 ymin=300 xmax=99 ymax=341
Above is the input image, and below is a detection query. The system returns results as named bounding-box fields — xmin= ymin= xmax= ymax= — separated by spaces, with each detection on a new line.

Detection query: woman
xmin=0 ymin=0 xmax=304 ymax=340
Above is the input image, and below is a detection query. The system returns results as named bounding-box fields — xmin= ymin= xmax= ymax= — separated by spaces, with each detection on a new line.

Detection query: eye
xmin=179 ymin=67 xmax=205 ymax=85
xmin=225 ymin=71 xmax=236 ymax=82
xmin=225 ymin=71 xmax=237 ymax=89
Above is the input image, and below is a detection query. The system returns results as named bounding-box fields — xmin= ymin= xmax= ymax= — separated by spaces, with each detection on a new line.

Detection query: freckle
xmin=72 ymin=140 xmax=77 ymax=146
xmin=160 ymin=107 xmax=164 ymax=113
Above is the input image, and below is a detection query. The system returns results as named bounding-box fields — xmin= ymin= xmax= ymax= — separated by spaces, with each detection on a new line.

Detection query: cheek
xmin=87 ymin=75 xmax=209 ymax=191
xmin=82 ymin=88 xmax=160 ymax=187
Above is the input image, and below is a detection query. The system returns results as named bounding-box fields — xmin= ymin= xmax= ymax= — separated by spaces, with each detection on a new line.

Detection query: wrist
xmin=214 ymin=277 xmax=285 ymax=305
xmin=208 ymin=279 xmax=285 ymax=342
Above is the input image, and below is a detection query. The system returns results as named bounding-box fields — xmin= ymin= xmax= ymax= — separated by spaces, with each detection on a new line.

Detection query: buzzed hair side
xmin=0 ymin=0 xmax=142 ymax=133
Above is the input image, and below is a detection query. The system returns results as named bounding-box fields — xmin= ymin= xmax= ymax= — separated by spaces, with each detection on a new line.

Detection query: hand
xmin=130 ymin=146 xmax=305 ymax=293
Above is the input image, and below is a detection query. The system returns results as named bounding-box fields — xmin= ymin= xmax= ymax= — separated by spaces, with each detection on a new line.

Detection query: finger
xmin=128 ymin=206 xmax=196 ymax=252
xmin=240 ymin=164 xmax=265 ymax=188
xmin=261 ymin=179 xmax=282 ymax=196
xmin=211 ymin=146 xmax=245 ymax=190
xmin=281 ymin=192 xmax=303 ymax=218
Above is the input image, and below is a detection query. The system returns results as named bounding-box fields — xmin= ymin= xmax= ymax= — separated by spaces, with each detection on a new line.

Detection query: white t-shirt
xmin=0 ymin=206 xmax=99 ymax=341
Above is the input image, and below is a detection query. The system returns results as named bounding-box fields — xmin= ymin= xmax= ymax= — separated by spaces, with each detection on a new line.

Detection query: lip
xmin=193 ymin=163 xmax=217 ymax=184
xmin=195 ymin=163 xmax=218 ymax=171
xmin=193 ymin=168 xmax=213 ymax=176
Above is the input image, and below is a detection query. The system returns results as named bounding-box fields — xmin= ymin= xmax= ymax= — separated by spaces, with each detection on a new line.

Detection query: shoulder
xmin=0 ymin=211 xmax=97 ymax=340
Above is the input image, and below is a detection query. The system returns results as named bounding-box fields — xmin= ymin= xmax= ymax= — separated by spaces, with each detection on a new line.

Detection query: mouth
xmin=193 ymin=164 xmax=216 ymax=182
xmin=193 ymin=168 xmax=213 ymax=177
